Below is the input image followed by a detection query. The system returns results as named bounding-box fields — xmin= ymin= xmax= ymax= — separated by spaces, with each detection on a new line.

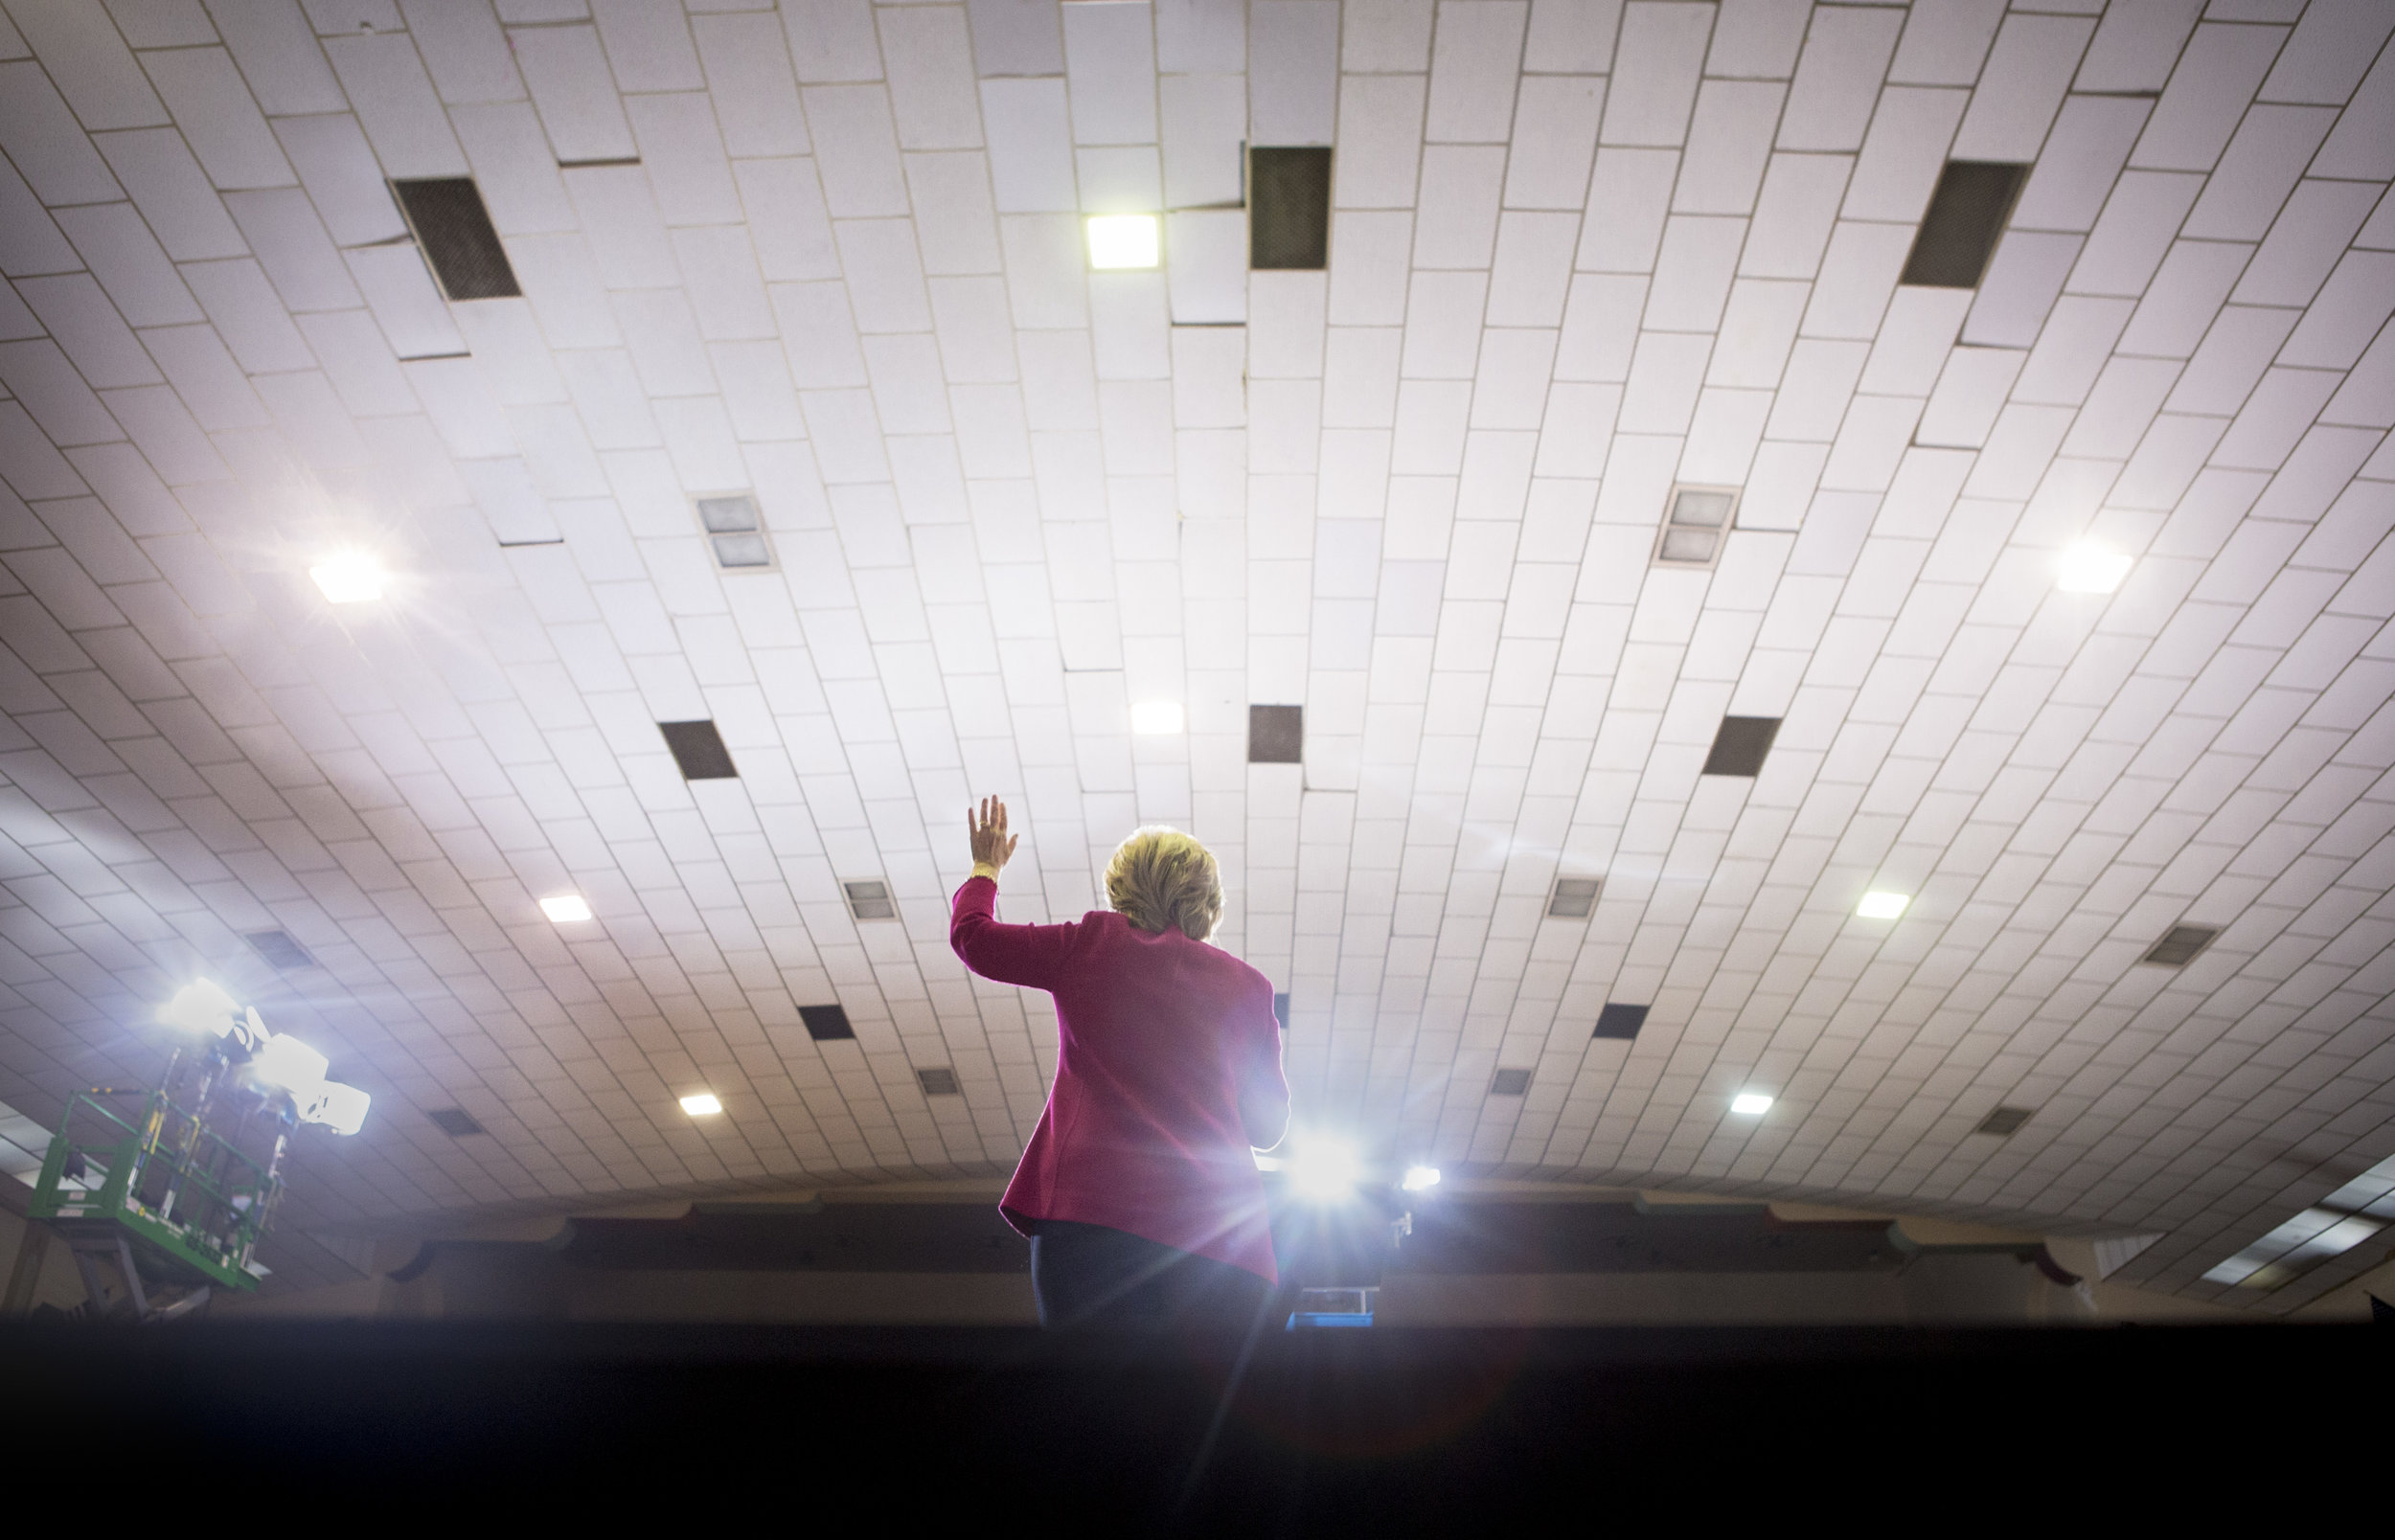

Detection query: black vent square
xmin=1249 ymin=704 xmax=1303 ymax=763
xmin=1975 ymin=1105 xmax=2034 ymax=1136
xmin=800 ymin=1004 xmax=855 ymax=1041
xmin=658 ymin=719 xmax=739 ymax=780
xmin=245 ymin=929 xmax=314 ymax=969
xmin=917 ymin=1067 xmax=960 ymax=1096
xmin=844 ymin=880 xmax=896 ymax=920
xmin=428 ymin=1107 xmax=485 ymax=1137
xmin=1548 ymin=878 xmax=1601 ymax=917
xmin=1701 ymin=715 xmax=1781 ymax=777
xmin=390 ymin=177 xmax=522 ymax=300
xmin=1250 ymin=147 xmax=1332 ymax=270
xmin=1272 ymin=991 xmax=1289 ymax=1030
xmin=1900 ymin=161 xmax=2029 ymax=289
xmin=2141 ymin=924 xmax=2219 ymax=966
xmin=1490 ymin=1067 xmax=1533 ymax=1096
xmin=1592 ymin=1003 xmax=1648 ymax=1041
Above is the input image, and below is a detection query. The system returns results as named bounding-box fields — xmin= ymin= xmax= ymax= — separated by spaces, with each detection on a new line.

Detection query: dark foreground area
xmin=2 ymin=1322 xmax=2378 ymax=1525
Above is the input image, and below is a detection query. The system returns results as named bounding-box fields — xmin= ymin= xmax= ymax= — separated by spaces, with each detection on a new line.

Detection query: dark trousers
xmin=1029 ymin=1219 xmax=1274 ymax=1331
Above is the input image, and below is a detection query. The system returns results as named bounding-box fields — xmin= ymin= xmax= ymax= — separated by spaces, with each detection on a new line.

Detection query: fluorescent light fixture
xmin=1731 ymin=1093 xmax=1773 ymax=1116
xmin=252 ymin=1033 xmax=330 ymax=1098
xmin=1401 ymin=1165 xmax=1442 ymax=1191
xmin=309 ymin=552 xmax=383 ymax=603
xmin=539 ymin=894 xmax=593 ymax=923
xmin=1289 ymin=1137 xmax=1360 ymax=1201
xmin=680 ymin=1092 xmax=723 ymax=1117
xmin=1858 ymin=891 xmax=1909 ymax=919
xmin=1131 ymin=700 xmax=1185 ymax=735
xmin=2057 ymin=542 xmax=2133 ymax=595
xmin=1086 ymin=214 xmax=1159 ymax=269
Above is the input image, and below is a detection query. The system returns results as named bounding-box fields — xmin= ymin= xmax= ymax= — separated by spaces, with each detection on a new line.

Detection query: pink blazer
xmin=949 ymin=876 xmax=1289 ymax=1281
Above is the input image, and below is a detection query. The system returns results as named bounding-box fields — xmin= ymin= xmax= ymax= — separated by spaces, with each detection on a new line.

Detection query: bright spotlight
xmin=1402 ymin=1165 xmax=1442 ymax=1191
xmin=540 ymin=894 xmax=594 ymax=923
xmin=1289 ymin=1138 xmax=1360 ymax=1201
xmin=1731 ymin=1093 xmax=1773 ymax=1116
xmin=1086 ymin=214 xmax=1159 ymax=269
xmin=2057 ymin=543 xmax=2132 ymax=595
xmin=252 ymin=1033 xmax=330 ymax=1098
xmin=309 ymin=552 xmax=384 ymax=603
xmin=299 ymin=1080 xmax=371 ymax=1136
xmin=161 ymin=979 xmax=242 ymax=1039
xmin=680 ymin=1092 xmax=723 ymax=1117
xmin=1131 ymin=700 xmax=1185 ymax=735
xmin=1857 ymin=891 xmax=1909 ymax=919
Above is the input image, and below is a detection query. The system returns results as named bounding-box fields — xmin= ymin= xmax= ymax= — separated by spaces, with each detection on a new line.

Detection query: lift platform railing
xmin=32 ymin=1086 xmax=281 ymax=1296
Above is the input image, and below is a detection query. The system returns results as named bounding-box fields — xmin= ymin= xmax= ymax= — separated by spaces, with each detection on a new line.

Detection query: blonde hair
xmin=1105 ymin=826 xmax=1222 ymax=940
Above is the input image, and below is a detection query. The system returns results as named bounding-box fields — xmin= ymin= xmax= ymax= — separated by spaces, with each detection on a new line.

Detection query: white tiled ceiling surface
xmin=0 ymin=0 xmax=2390 ymax=1308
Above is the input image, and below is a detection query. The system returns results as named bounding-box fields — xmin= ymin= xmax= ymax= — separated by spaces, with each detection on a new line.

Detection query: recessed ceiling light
xmin=2057 ymin=542 xmax=2133 ymax=594
xmin=538 ymin=895 xmax=593 ymax=923
xmin=1858 ymin=891 xmax=1909 ymax=919
xmin=680 ymin=1092 xmax=722 ymax=1117
xmin=1731 ymin=1093 xmax=1772 ymax=1116
xmin=1087 ymin=214 xmax=1159 ymax=269
xmin=1131 ymin=700 xmax=1184 ymax=734
xmin=1401 ymin=1165 xmax=1441 ymax=1191
xmin=309 ymin=553 xmax=383 ymax=602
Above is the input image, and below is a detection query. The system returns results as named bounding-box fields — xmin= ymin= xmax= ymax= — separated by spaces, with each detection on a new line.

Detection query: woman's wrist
xmin=970 ymin=861 xmax=1001 ymax=882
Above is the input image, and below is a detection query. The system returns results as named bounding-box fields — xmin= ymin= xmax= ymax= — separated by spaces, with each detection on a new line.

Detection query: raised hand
xmin=968 ymin=796 xmax=1019 ymax=872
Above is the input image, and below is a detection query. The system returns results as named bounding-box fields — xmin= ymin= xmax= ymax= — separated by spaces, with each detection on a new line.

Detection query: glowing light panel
xmin=1131 ymin=700 xmax=1185 ymax=734
xmin=1857 ymin=891 xmax=1909 ymax=919
xmin=540 ymin=895 xmax=594 ymax=923
xmin=680 ymin=1092 xmax=723 ymax=1117
xmin=1087 ymin=215 xmax=1159 ymax=269
xmin=309 ymin=553 xmax=384 ymax=603
xmin=1289 ymin=1138 xmax=1360 ymax=1200
xmin=2057 ymin=543 xmax=2133 ymax=594
xmin=1731 ymin=1093 xmax=1773 ymax=1116
xmin=1402 ymin=1166 xmax=1442 ymax=1191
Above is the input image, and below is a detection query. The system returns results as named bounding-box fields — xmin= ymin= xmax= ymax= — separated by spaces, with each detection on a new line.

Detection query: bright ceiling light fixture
xmin=1289 ymin=1137 xmax=1361 ymax=1201
xmin=1131 ymin=700 xmax=1185 ymax=734
xmin=1401 ymin=1165 xmax=1442 ymax=1192
xmin=1858 ymin=891 xmax=1910 ymax=919
xmin=2057 ymin=542 xmax=2133 ymax=595
xmin=309 ymin=552 xmax=384 ymax=603
xmin=680 ymin=1092 xmax=723 ymax=1117
xmin=1087 ymin=214 xmax=1160 ymax=269
xmin=539 ymin=895 xmax=593 ymax=923
xmin=1731 ymin=1093 xmax=1773 ymax=1116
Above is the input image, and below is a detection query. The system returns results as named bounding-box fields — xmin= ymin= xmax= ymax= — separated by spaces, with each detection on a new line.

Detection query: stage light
xmin=1289 ymin=1137 xmax=1360 ymax=1201
xmin=252 ymin=1033 xmax=330 ymax=1098
xmin=299 ymin=1080 xmax=371 ymax=1136
xmin=1858 ymin=891 xmax=1909 ymax=919
xmin=680 ymin=1092 xmax=723 ymax=1117
xmin=161 ymin=979 xmax=241 ymax=1038
xmin=1402 ymin=1165 xmax=1442 ymax=1191
xmin=309 ymin=552 xmax=383 ymax=603
xmin=1253 ymin=1151 xmax=1284 ymax=1170
xmin=1131 ymin=700 xmax=1184 ymax=734
xmin=540 ymin=894 xmax=593 ymax=923
xmin=2057 ymin=543 xmax=2132 ymax=594
xmin=1731 ymin=1092 xmax=1773 ymax=1116
xmin=1087 ymin=214 xmax=1159 ymax=269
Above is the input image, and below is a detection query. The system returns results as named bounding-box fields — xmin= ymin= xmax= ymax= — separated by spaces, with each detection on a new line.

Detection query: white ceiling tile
xmin=223 ymin=187 xmax=359 ymax=312
xmin=321 ymin=33 xmax=469 ymax=178
xmin=785 ymin=0 xmax=882 ymax=85
xmin=1061 ymin=0 xmax=1157 ymax=145
xmin=1600 ymin=0 xmax=1710 ymax=148
xmin=1413 ymin=144 xmax=1505 ymax=267
xmin=511 ymin=24 xmax=638 ymax=163
xmin=1616 ymin=329 xmax=1707 ymax=434
xmin=1916 ymin=345 xmax=2023 ymax=447
xmin=1484 ymin=211 xmax=1576 ymax=328
xmin=1740 ymin=150 xmax=1849 ymax=280
xmin=347 ymin=241 xmax=465 ymax=359
xmin=1675 ymin=79 xmax=1782 ymax=215
xmin=17 ymin=272 xmax=161 ymax=387
xmin=2129 ymin=21 xmax=2285 ymax=172
xmin=1158 ymin=71 xmax=1244 ymax=207
xmin=1249 ymin=0 xmax=1338 ymax=144
xmin=1797 ymin=220 xmax=1908 ymax=341
xmin=878 ymin=6 xmax=984 ymax=152
xmin=1401 ymin=269 xmax=1487 ymax=378
xmin=1075 ymin=144 xmax=1160 ymax=212
xmin=1163 ymin=207 xmax=1244 ymax=322
xmin=1951 ymin=12 xmax=2092 ymax=163
xmin=2257 ymin=0 xmax=2394 ymax=108
xmin=1089 ymin=270 xmax=1169 ymax=378
xmin=2073 ymin=0 xmax=2201 ymax=95
xmin=294 ymin=307 xmax=418 ymax=417
xmin=2119 ymin=240 xmax=2252 ymax=360
xmin=628 ymin=93 xmax=746 ymax=225
xmin=99 ymin=382 xmax=224 ymax=482
xmin=54 ymin=201 xmax=202 ymax=327
xmin=590 ymin=0 xmax=702 ymax=92
xmin=2233 ymin=180 xmax=2382 ymax=306
xmin=87 ymin=126 xmax=242 ymax=261
xmin=2010 ymin=94 xmax=2146 ymax=235
xmin=1841 ymin=85 xmax=1965 ymax=225
xmin=2066 ymin=170 xmax=2203 ymax=298
xmin=1502 ymin=73 xmax=1602 ymax=210
xmin=1960 ymin=229 xmax=2080 ymax=348
xmin=2311 ymin=47 xmax=2395 ymax=180
xmin=140 ymin=321 xmax=269 ymax=430
xmin=1779 ymin=6 xmax=1901 ymax=152
xmin=1859 ymin=286 xmax=1969 ymax=396
xmin=1764 ymin=336 xmax=1865 ymax=441
xmin=1332 ymin=72 xmax=1426 ymax=208
xmin=0 ymin=336 xmax=124 ymax=442
xmin=2017 ymin=295 xmax=2132 ymax=405
xmin=2209 ymin=368 xmax=2341 ymax=470
xmin=980 ymin=78 xmax=1077 ymax=214
xmin=614 ymin=288 xmax=717 ymax=394
xmin=452 ymin=102 xmax=579 ymax=236
xmin=1323 ymin=326 xmax=1401 ymax=425
xmin=13 ymin=0 xmax=167 ymax=130
xmin=1703 ymin=0 xmax=1804 ymax=81
xmin=1426 ymin=0 xmax=1526 ymax=144
xmin=1326 ymin=209 xmax=1411 ymax=324
xmin=2181 ymin=104 xmax=2338 ymax=242
xmin=1888 ymin=0 xmax=2005 ymax=88
xmin=181 ymin=256 xmax=317 ymax=369
xmin=217 ymin=0 xmax=351 ymax=116
xmin=561 ymin=163 xmax=677 ymax=285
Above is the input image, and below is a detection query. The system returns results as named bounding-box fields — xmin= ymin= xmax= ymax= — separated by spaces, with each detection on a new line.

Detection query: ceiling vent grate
xmin=1900 ymin=160 xmax=2029 ymax=289
xmin=1592 ymin=1003 xmax=1649 ymax=1041
xmin=428 ymin=1107 xmax=486 ymax=1137
xmin=696 ymin=494 xmax=773 ymax=569
xmin=1249 ymin=703 xmax=1303 ymax=763
xmin=1248 ymin=147 xmax=1332 ymax=270
xmin=390 ymin=177 xmax=521 ymax=300
xmin=1490 ymin=1067 xmax=1533 ymax=1096
xmin=917 ymin=1067 xmax=960 ymax=1097
xmin=1975 ymin=1105 xmax=2034 ymax=1137
xmin=800 ymin=1004 xmax=855 ymax=1041
xmin=1701 ymin=715 xmax=1782 ymax=777
xmin=2141 ymin=924 xmax=2219 ymax=966
xmin=245 ymin=929 xmax=315 ymax=970
xmin=1547 ymin=878 xmax=1601 ymax=917
xmin=658 ymin=719 xmax=739 ymax=780
xmin=1654 ymin=485 xmax=1737 ymax=567
xmin=843 ymin=880 xmax=897 ymax=920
